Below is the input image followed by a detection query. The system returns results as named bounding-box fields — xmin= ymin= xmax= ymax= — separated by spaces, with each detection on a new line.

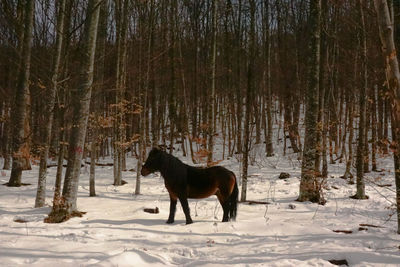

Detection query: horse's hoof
xmin=166 ymin=220 xmax=174 ymax=224
xmin=186 ymin=220 xmax=193 ymax=225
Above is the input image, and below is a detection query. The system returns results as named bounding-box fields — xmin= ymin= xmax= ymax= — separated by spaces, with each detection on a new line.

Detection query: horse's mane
xmin=159 ymin=151 xmax=188 ymax=179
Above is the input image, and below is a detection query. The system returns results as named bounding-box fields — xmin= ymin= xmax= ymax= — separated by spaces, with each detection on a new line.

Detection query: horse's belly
xmin=187 ymin=187 xmax=218 ymax=199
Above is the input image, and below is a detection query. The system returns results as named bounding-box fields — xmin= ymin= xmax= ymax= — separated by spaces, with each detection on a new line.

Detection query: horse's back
xmin=187 ymin=165 xmax=233 ymax=182
xmin=186 ymin=165 xmax=236 ymax=199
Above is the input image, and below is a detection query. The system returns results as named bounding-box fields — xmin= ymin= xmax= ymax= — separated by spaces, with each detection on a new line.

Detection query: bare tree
xmin=298 ymin=0 xmax=325 ymax=204
xmin=47 ymin=0 xmax=101 ymax=222
xmin=35 ymin=0 xmax=67 ymax=207
xmin=353 ymin=0 xmax=368 ymax=200
xmin=113 ymin=0 xmax=129 ymax=186
xmin=7 ymin=0 xmax=35 ymax=187
xmin=374 ymin=0 xmax=400 ymax=234
xmin=241 ymin=0 xmax=256 ymax=202
xmin=207 ymin=0 xmax=218 ymax=164
xmin=263 ymin=0 xmax=273 ymax=157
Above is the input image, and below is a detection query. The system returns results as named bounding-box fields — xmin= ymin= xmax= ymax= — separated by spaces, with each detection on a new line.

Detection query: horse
xmin=141 ymin=147 xmax=238 ymax=224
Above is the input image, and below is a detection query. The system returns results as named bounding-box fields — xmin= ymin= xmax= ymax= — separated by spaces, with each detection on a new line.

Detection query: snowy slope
xmin=0 ymin=149 xmax=399 ymax=266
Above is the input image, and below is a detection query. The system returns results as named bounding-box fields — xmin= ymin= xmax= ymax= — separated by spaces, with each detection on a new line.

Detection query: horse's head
xmin=141 ymin=147 xmax=163 ymax=176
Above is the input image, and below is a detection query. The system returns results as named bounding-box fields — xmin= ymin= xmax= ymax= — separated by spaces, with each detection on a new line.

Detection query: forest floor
xmin=1 ymin=145 xmax=400 ymax=266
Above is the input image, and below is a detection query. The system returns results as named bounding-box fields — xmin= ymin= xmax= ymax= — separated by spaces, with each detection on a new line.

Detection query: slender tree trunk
xmin=241 ymin=0 xmax=255 ymax=202
xmin=374 ymin=0 xmax=400 ymax=234
xmin=343 ymin=101 xmax=354 ymax=182
xmin=177 ymin=21 xmax=196 ymax=164
xmin=321 ymin=88 xmax=329 ymax=178
xmin=284 ymin=99 xmax=300 ymax=153
xmin=168 ymin=0 xmax=177 ymax=154
xmin=48 ymin=0 xmax=101 ymax=221
xmin=298 ymin=0 xmax=324 ymax=204
xmin=371 ymin=85 xmax=378 ymax=171
xmin=315 ymin=0 xmax=327 ymax=175
xmin=2 ymin=103 xmax=11 ymax=170
xmin=364 ymin=88 xmax=370 ymax=173
xmin=113 ymin=0 xmax=129 ymax=186
xmin=384 ymin=99 xmax=390 ymax=154
xmin=137 ymin=0 xmax=156 ymax=194
xmin=207 ymin=0 xmax=217 ymax=164
xmin=236 ymin=0 xmax=243 ymax=155
xmin=52 ymin=0 xmax=73 ymax=202
xmin=343 ymin=38 xmax=360 ymax=183
xmin=340 ymin=92 xmax=348 ymax=162
xmin=54 ymin=107 xmax=66 ymax=202
xmin=8 ymin=0 xmax=35 ymax=187
xmin=354 ymin=0 xmax=368 ymax=200
xmin=89 ymin=0 xmax=108 ymax=197
xmin=149 ymin=1 xmax=157 ymax=147
xmin=135 ymin=137 xmax=142 ymax=195
xmin=265 ymin=11 xmax=273 ymax=157
xmin=35 ymin=0 xmax=66 ymax=207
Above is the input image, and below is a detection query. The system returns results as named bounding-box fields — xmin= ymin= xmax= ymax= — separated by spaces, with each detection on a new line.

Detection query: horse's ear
xmin=150 ymin=145 xmax=164 ymax=154
xmin=155 ymin=145 xmax=166 ymax=152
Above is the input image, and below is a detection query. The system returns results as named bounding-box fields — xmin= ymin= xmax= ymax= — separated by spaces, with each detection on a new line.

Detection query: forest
xmin=1 ymin=0 xmax=400 ymax=264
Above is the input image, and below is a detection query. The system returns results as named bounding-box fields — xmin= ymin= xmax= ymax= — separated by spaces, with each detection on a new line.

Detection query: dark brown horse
xmin=141 ymin=147 xmax=238 ymax=224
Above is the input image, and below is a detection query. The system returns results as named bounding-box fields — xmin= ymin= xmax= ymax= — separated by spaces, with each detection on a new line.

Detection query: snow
xmin=1 ymin=148 xmax=400 ymax=266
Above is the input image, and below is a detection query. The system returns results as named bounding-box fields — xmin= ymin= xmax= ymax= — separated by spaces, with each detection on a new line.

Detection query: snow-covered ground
xmin=1 ymin=147 xmax=400 ymax=266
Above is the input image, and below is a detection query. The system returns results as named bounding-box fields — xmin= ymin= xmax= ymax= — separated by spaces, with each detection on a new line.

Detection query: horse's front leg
xmin=166 ymin=195 xmax=177 ymax=224
xmin=179 ymin=197 xmax=193 ymax=224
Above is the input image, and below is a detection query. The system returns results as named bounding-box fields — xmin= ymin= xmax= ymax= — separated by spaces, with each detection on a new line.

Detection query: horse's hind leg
xmin=221 ymin=202 xmax=230 ymax=222
xmin=216 ymin=192 xmax=230 ymax=222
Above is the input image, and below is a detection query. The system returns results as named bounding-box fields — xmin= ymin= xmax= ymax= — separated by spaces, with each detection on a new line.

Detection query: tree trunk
xmin=364 ymin=87 xmax=370 ymax=173
xmin=168 ymin=0 xmax=177 ymax=154
xmin=2 ymin=103 xmax=11 ymax=170
xmin=35 ymin=0 xmax=66 ymax=207
xmin=8 ymin=0 xmax=35 ymax=187
xmin=343 ymin=101 xmax=354 ymax=182
xmin=136 ymin=116 xmax=143 ymax=195
xmin=298 ymin=0 xmax=324 ymax=204
xmin=113 ymin=0 xmax=129 ymax=186
xmin=284 ymin=99 xmax=300 ymax=153
xmin=371 ymin=85 xmax=378 ymax=171
xmin=207 ymin=0 xmax=217 ymax=165
xmin=315 ymin=0 xmax=327 ymax=175
xmin=264 ymin=0 xmax=273 ymax=157
xmin=89 ymin=140 xmax=96 ymax=197
xmin=49 ymin=0 xmax=101 ymax=221
xmin=374 ymin=0 xmax=400 ymax=234
xmin=241 ymin=0 xmax=255 ymax=202
xmin=235 ymin=0 xmax=243 ymax=155
xmin=354 ymin=0 xmax=368 ymax=200
xmin=89 ymin=0 xmax=108 ymax=197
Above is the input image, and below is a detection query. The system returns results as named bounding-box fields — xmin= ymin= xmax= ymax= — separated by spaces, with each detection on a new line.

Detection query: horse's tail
xmin=228 ymin=173 xmax=239 ymax=221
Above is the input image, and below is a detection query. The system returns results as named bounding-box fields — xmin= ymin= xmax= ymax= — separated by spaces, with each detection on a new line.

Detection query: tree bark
xmin=207 ymin=0 xmax=218 ymax=165
xmin=264 ymin=0 xmax=273 ymax=157
xmin=55 ymin=0 xmax=101 ymax=217
xmin=2 ymin=103 xmax=11 ymax=170
xmin=343 ymin=100 xmax=354 ymax=182
xmin=8 ymin=0 xmax=35 ymax=187
xmin=241 ymin=0 xmax=256 ymax=202
xmin=35 ymin=0 xmax=66 ymax=207
xmin=354 ymin=0 xmax=368 ymax=200
xmin=298 ymin=0 xmax=324 ymax=204
xmin=374 ymin=0 xmax=400 ymax=234
xmin=235 ymin=0 xmax=243 ymax=155
xmin=315 ymin=0 xmax=327 ymax=176
xmin=371 ymin=85 xmax=378 ymax=171
xmin=113 ymin=0 xmax=129 ymax=186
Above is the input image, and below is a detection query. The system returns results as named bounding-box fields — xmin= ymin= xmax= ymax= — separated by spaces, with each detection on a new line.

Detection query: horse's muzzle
xmin=141 ymin=166 xmax=151 ymax=176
